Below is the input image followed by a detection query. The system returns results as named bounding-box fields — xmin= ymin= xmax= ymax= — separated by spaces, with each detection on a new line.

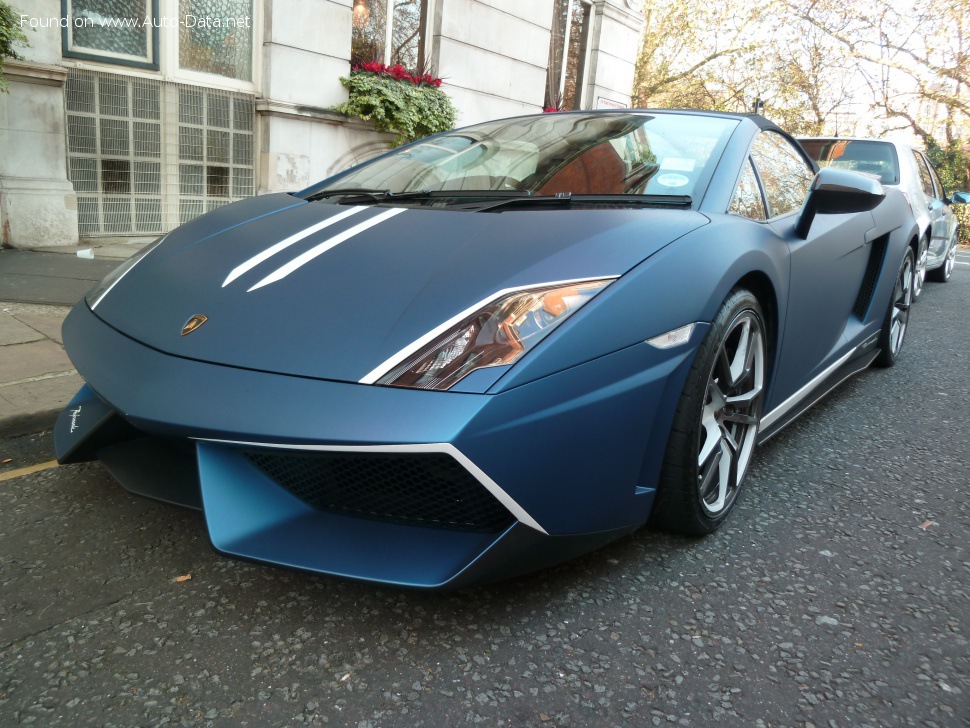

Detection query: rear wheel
xmin=649 ymin=289 xmax=766 ymax=536
xmin=927 ymin=239 xmax=957 ymax=283
xmin=874 ymin=248 xmax=914 ymax=368
xmin=912 ymin=236 xmax=928 ymax=299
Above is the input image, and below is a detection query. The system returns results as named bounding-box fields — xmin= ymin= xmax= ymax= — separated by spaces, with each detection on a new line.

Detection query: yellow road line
xmin=0 ymin=460 xmax=60 ymax=482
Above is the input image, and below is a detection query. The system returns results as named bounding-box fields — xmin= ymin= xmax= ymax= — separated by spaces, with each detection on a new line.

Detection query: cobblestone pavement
xmin=1 ymin=270 xmax=967 ymax=727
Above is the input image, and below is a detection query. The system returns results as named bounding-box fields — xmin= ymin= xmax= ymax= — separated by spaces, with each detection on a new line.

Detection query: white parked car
xmin=799 ymin=137 xmax=964 ymax=295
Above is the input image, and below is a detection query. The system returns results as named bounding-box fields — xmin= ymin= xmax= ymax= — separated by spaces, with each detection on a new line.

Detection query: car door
xmin=921 ymin=154 xmax=958 ymax=254
xmin=914 ymin=151 xmax=951 ymax=260
xmin=747 ymin=131 xmax=875 ymax=405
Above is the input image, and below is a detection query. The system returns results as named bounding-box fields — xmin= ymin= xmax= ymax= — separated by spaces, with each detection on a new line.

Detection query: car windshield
xmin=303 ymin=113 xmax=739 ymax=204
xmin=799 ymin=139 xmax=900 ymax=185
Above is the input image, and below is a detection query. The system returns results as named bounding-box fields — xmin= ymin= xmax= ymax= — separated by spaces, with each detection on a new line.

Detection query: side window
xmin=921 ymin=153 xmax=944 ymax=198
xmin=750 ymin=131 xmax=815 ymax=218
xmin=730 ymin=158 xmax=767 ymax=221
xmin=913 ymin=152 xmax=936 ymax=198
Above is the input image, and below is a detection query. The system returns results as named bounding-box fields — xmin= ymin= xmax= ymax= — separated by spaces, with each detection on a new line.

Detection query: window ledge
xmin=2 ymin=60 xmax=69 ymax=87
xmin=255 ymin=99 xmax=393 ymax=136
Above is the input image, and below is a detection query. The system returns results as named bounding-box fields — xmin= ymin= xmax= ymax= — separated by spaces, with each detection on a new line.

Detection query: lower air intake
xmin=244 ymin=450 xmax=515 ymax=533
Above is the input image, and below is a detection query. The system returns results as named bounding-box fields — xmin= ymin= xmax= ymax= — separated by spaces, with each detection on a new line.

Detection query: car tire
xmin=649 ymin=289 xmax=766 ymax=536
xmin=874 ymin=247 xmax=914 ymax=368
xmin=912 ymin=236 xmax=928 ymax=299
xmin=927 ymin=238 xmax=957 ymax=283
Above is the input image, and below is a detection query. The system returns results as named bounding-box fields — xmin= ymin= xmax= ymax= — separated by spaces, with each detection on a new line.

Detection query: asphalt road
xmin=1 ymin=264 xmax=968 ymax=727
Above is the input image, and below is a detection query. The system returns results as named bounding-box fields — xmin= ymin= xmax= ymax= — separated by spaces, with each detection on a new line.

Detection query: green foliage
xmin=955 ymin=206 xmax=970 ymax=247
xmin=0 ymin=1 xmax=29 ymax=93
xmin=925 ymin=139 xmax=970 ymax=246
xmin=925 ymin=138 xmax=970 ymax=194
xmin=334 ymin=71 xmax=456 ymax=147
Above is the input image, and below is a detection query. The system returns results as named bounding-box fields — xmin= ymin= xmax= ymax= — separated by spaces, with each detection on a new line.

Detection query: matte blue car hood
xmin=93 ymin=193 xmax=708 ymax=383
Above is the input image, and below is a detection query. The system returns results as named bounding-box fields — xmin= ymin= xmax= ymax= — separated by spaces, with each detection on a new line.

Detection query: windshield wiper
xmin=308 ymin=188 xmax=532 ymax=203
xmin=472 ymin=193 xmax=692 ymax=212
xmin=307 ymin=188 xmax=427 ymax=202
xmin=307 ymin=189 xmax=689 ymax=211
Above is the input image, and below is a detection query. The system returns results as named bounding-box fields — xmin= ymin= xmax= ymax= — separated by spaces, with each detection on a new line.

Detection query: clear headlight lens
xmin=379 ymin=278 xmax=614 ymax=390
xmin=86 ymin=235 xmax=167 ymax=310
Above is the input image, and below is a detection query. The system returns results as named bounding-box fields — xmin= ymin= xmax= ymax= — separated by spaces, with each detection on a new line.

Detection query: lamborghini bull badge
xmin=181 ymin=314 xmax=208 ymax=336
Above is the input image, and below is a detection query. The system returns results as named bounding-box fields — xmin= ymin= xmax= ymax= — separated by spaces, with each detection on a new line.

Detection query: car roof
xmin=575 ymin=107 xmax=778 ymax=129
xmin=635 ymin=108 xmax=774 ymax=125
xmin=514 ymin=107 xmax=777 ymax=130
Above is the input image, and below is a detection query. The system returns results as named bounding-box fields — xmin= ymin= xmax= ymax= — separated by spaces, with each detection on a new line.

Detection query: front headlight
xmin=86 ymin=235 xmax=167 ymax=310
xmin=369 ymin=278 xmax=615 ymax=390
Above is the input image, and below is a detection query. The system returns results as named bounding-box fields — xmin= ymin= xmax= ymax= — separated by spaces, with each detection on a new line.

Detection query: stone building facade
xmin=1 ymin=0 xmax=643 ymax=248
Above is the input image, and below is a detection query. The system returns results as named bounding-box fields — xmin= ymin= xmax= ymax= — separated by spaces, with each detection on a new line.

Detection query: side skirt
xmin=757 ymin=341 xmax=879 ymax=445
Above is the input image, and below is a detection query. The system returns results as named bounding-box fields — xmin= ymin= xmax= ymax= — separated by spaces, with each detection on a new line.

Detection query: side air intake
xmin=852 ymin=234 xmax=889 ymax=320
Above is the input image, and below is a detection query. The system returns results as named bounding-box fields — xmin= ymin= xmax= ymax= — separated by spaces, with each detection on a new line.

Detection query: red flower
xmin=353 ymin=61 xmax=445 ymax=87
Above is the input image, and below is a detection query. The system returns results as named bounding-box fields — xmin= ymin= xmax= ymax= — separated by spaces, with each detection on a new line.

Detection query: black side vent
xmin=852 ymin=234 xmax=889 ymax=319
xmin=244 ymin=450 xmax=515 ymax=533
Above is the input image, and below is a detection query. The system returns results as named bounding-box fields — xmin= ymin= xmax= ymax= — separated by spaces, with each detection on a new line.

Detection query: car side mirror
xmin=950 ymin=191 xmax=970 ymax=204
xmin=795 ymin=167 xmax=886 ymax=238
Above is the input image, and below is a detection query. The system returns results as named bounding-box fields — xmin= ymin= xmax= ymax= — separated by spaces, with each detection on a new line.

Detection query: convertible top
xmin=630 ymin=108 xmax=776 ymax=129
xmin=481 ymin=107 xmax=779 ymax=131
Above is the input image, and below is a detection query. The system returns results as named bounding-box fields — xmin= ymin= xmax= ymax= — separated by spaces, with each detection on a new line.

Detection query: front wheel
xmin=874 ymin=247 xmax=914 ymax=368
xmin=649 ymin=289 xmax=766 ymax=536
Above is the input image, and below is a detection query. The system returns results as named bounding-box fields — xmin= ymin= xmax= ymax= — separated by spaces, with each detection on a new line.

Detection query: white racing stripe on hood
xmin=248 ymin=207 xmax=407 ymax=292
xmin=222 ymin=206 xmax=367 ymax=287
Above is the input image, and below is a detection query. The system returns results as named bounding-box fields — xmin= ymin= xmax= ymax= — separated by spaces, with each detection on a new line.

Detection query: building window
xmin=62 ymin=0 xmax=160 ymax=69
xmin=178 ymin=0 xmax=254 ymax=81
xmin=351 ymin=0 xmax=427 ymax=70
xmin=546 ymin=0 xmax=591 ymax=110
xmin=66 ymin=69 xmax=255 ymax=237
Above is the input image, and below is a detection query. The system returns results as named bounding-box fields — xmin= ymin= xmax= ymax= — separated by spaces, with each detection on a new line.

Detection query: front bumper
xmin=56 ymin=302 xmax=704 ymax=588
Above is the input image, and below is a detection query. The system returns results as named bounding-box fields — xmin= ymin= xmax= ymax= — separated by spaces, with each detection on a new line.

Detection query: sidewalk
xmin=0 ymin=240 xmax=144 ymax=438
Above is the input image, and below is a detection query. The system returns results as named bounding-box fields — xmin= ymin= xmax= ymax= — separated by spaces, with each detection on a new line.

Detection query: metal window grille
xmin=66 ymin=69 xmax=256 ymax=237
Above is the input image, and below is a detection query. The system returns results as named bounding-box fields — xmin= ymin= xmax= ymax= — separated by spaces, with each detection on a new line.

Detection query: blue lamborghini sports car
xmin=56 ymin=110 xmax=918 ymax=589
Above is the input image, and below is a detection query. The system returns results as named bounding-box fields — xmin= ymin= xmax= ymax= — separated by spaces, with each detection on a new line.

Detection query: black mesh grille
xmin=853 ymin=234 xmax=889 ymax=319
xmin=244 ymin=450 xmax=515 ymax=532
